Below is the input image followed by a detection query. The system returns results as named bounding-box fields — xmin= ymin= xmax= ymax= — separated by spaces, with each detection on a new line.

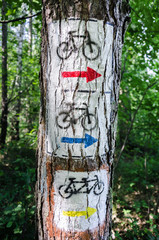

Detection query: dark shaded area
xmin=113 ymin=143 xmax=159 ymax=239
xmin=0 ymin=144 xmax=36 ymax=240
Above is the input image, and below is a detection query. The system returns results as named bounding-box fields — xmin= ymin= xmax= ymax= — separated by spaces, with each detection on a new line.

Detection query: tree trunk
xmin=11 ymin=22 xmax=25 ymax=141
xmin=36 ymin=0 xmax=130 ymax=239
xmin=27 ymin=1 xmax=33 ymax=132
xmin=0 ymin=0 xmax=8 ymax=147
xmin=29 ymin=0 xmax=33 ymax=57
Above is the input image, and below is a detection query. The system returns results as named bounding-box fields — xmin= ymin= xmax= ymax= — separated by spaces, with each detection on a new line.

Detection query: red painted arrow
xmin=62 ymin=67 xmax=101 ymax=83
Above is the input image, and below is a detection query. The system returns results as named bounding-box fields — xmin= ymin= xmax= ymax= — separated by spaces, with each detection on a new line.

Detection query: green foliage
xmin=113 ymin=0 xmax=159 ymax=239
xmin=0 ymin=1 xmax=41 ymax=239
xmin=113 ymin=156 xmax=159 ymax=239
xmin=0 ymin=145 xmax=36 ymax=240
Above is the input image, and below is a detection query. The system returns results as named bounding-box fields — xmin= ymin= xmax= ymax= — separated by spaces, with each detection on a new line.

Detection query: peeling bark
xmin=36 ymin=0 xmax=130 ymax=239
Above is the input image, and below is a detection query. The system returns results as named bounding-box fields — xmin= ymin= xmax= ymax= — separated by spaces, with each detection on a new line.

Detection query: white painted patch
xmin=53 ymin=169 xmax=108 ymax=232
xmin=46 ymin=19 xmax=114 ymax=158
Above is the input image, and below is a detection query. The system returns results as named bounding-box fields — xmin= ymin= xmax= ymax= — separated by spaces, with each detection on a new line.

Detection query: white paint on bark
xmin=46 ymin=19 xmax=113 ymax=158
xmin=53 ymin=169 xmax=108 ymax=231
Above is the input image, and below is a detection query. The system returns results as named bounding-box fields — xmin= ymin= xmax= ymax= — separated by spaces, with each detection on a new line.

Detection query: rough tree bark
xmin=36 ymin=0 xmax=130 ymax=239
xmin=0 ymin=0 xmax=8 ymax=147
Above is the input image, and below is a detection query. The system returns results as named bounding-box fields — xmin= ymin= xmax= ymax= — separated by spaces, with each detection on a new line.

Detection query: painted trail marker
xmin=61 ymin=134 xmax=98 ymax=148
xmin=46 ymin=19 xmax=114 ymax=159
xmin=62 ymin=67 xmax=102 ymax=83
xmin=63 ymin=207 xmax=97 ymax=219
xmin=54 ymin=169 xmax=108 ymax=232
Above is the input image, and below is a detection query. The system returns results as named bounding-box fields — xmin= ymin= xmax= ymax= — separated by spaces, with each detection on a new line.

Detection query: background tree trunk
xmin=0 ymin=0 xmax=8 ymax=147
xmin=29 ymin=0 xmax=33 ymax=57
xmin=11 ymin=21 xmax=25 ymax=140
xmin=36 ymin=0 xmax=130 ymax=239
xmin=27 ymin=1 xmax=33 ymax=132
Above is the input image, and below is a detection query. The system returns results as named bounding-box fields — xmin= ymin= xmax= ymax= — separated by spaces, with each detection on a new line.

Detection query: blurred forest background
xmin=0 ymin=0 xmax=158 ymax=239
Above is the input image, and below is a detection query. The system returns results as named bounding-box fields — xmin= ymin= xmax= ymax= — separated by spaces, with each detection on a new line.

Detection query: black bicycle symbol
xmin=57 ymin=30 xmax=100 ymax=60
xmin=56 ymin=103 xmax=97 ymax=131
xmin=59 ymin=175 xmax=104 ymax=199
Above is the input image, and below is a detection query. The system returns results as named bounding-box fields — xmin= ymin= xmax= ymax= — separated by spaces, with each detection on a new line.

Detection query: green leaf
xmin=6 ymin=221 xmax=13 ymax=228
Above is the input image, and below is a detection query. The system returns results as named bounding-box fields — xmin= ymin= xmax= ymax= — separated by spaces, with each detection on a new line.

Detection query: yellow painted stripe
xmin=63 ymin=210 xmax=86 ymax=218
xmin=63 ymin=207 xmax=97 ymax=219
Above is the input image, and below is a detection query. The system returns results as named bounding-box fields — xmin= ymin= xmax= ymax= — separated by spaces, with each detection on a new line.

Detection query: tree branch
xmin=0 ymin=11 xmax=41 ymax=24
xmin=115 ymin=80 xmax=158 ymax=166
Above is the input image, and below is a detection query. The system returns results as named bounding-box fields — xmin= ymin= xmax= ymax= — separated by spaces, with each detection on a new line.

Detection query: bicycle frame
xmin=65 ymin=104 xmax=91 ymax=123
xmin=67 ymin=31 xmax=93 ymax=52
xmin=65 ymin=175 xmax=99 ymax=194
xmin=57 ymin=30 xmax=99 ymax=60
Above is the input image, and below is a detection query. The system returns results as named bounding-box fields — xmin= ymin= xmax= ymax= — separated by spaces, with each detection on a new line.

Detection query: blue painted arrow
xmin=61 ymin=134 xmax=98 ymax=148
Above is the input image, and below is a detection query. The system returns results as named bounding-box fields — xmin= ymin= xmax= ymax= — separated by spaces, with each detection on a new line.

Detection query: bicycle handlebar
xmin=65 ymin=102 xmax=88 ymax=107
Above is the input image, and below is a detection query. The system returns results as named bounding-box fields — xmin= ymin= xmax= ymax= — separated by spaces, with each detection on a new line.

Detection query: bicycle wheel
xmin=59 ymin=185 xmax=72 ymax=199
xmin=93 ymin=181 xmax=104 ymax=195
xmin=57 ymin=42 xmax=73 ymax=59
xmin=83 ymin=41 xmax=100 ymax=60
xmin=81 ymin=114 xmax=97 ymax=131
xmin=56 ymin=112 xmax=71 ymax=129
